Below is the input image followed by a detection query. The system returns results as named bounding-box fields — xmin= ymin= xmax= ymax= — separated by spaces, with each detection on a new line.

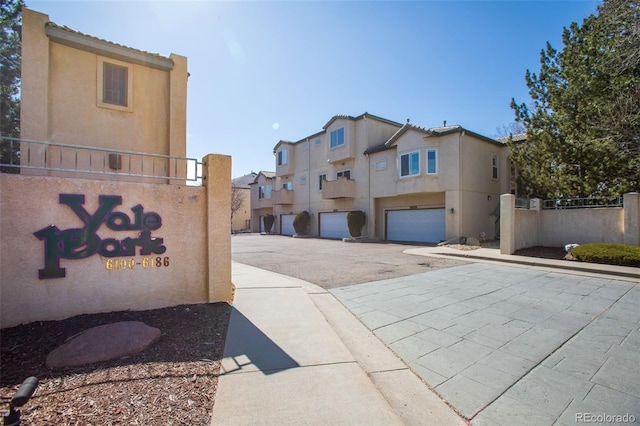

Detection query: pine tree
xmin=0 ymin=0 xmax=24 ymax=172
xmin=510 ymin=0 xmax=639 ymax=199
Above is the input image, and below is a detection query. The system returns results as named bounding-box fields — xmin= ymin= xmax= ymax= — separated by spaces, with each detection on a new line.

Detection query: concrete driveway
xmin=232 ymin=235 xmax=640 ymax=425
xmin=331 ymin=263 xmax=640 ymax=425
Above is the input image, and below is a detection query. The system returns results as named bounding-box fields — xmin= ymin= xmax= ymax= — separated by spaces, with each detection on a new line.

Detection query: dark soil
xmin=1 ymin=303 xmax=231 ymax=425
xmin=514 ymin=246 xmax=568 ymax=260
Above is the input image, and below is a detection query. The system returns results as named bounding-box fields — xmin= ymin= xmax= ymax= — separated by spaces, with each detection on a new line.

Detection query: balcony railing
xmin=0 ymin=136 xmax=202 ymax=184
xmin=322 ymin=177 xmax=355 ymax=199
xmin=272 ymin=188 xmax=294 ymax=204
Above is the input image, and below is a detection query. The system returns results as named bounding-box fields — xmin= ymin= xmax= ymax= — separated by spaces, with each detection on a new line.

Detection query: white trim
xmin=426 ymin=148 xmax=438 ymax=175
xmin=399 ymin=150 xmax=420 ymax=178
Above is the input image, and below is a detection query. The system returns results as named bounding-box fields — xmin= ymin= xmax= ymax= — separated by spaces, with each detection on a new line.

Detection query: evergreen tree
xmin=510 ymin=0 xmax=639 ymax=199
xmin=0 ymin=0 xmax=24 ymax=172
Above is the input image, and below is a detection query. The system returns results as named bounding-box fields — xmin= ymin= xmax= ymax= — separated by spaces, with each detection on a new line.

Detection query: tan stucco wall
xmin=20 ymin=9 xmax=188 ymax=181
xmin=1 ymin=154 xmax=232 ymax=328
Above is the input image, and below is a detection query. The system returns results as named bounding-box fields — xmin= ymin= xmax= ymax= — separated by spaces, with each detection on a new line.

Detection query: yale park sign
xmin=34 ymin=194 xmax=168 ymax=279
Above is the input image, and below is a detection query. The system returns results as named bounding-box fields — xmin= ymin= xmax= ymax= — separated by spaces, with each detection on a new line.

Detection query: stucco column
xmin=623 ymin=192 xmax=639 ymax=246
xmin=500 ymin=194 xmax=515 ymax=254
xmin=203 ymin=154 xmax=233 ymax=302
xmin=169 ymin=53 xmax=188 ymax=183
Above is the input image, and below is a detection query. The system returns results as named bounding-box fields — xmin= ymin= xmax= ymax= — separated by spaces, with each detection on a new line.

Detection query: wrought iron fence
xmin=542 ymin=196 xmax=623 ymax=210
xmin=515 ymin=198 xmax=531 ymax=209
xmin=0 ymin=136 xmax=202 ymax=184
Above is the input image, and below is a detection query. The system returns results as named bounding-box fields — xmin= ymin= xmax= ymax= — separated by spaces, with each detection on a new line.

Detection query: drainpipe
xmin=458 ymin=131 xmax=464 ymax=238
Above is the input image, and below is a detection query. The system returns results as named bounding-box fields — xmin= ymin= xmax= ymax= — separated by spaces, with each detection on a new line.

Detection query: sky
xmin=28 ymin=0 xmax=601 ymax=178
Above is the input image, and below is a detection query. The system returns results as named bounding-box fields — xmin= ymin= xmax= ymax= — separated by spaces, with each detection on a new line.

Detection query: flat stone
xmin=46 ymin=321 xmax=161 ymax=368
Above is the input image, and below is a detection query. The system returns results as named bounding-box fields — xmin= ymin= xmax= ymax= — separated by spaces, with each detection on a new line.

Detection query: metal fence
xmin=0 ymin=136 xmax=202 ymax=184
xmin=542 ymin=196 xmax=623 ymax=210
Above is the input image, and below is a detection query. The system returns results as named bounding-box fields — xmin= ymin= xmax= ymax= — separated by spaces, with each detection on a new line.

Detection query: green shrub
xmin=293 ymin=211 xmax=311 ymax=235
xmin=263 ymin=214 xmax=274 ymax=233
xmin=571 ymin=243 xmax=640 ymax=267
xmin=347 ymin=210 xmax=366 ymax=238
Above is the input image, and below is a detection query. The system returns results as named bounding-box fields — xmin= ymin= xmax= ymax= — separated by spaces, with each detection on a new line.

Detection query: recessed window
xmin=277 ymin=149 xmax=287 ymax=166
xmin=319 ymin=174 xmax=326 ymax=190
xmin=283 ymin=181 xmax=293 ymax=190
xmin=258 ymin=185 xmax=272 ymax=199
xmin=492 ymin=154 xmax=499 ymax=179
xmin=97 ymin=57 xmax=133 ymax=112
xmin=400 ymin=151 xmax=420 ymax=177
xmin=337 ymin=170 xmax=351 ymax=180
xmin=427 ymin=149 xmax=437 ymax=175
xmin=314 ymin=138 xmax=322 ymax=146
xmin=330 ymin=127 xmax=345 ymax=148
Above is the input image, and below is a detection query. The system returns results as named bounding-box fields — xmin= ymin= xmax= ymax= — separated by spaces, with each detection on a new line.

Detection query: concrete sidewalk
xmin=211 ymin=262 xmax=466 ymax=426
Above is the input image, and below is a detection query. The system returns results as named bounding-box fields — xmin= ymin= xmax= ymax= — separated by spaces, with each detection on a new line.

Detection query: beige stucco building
xmin=20 ymin=8 xmax=188 ymax=181
xmin=269 ymin=113 xmax=510 ymax=243
xmin=231 ymin=172 xmax=257 ymax=232
xmin=249 ymin=171 xmax=276 ymax=232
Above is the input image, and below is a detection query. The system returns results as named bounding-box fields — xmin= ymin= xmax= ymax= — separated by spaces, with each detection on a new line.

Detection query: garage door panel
xmin=387 ymin=209 xmax=445 ymax=243
xmin=280 ymin=214 xmax=295 ymax=236
xmin=320 ymin=212 xmax=350 ymax=239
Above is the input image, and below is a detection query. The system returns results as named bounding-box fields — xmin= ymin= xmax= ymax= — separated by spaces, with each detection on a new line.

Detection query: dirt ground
xmin=1 ymin=303 xmax=230 ymax=426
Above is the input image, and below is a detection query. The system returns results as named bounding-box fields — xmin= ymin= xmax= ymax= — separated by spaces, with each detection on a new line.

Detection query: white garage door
xmin=280 ymin=214 xmax=295 ymax=236
xmin=386 ymin=209 xmax=446 ymax=243
xmin=320 ymin=212 xmax=350 ymax=239
xmin=259 ymin=215 xmax=265 ymax=233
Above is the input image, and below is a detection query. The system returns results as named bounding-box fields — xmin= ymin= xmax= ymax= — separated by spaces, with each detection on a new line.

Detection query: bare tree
xmin=230 ymin=185 xmax=245 ymax=226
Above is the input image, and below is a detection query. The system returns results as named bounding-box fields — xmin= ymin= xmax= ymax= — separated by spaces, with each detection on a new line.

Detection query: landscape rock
xmin=46 ymin=321 xmax=161 ymax=368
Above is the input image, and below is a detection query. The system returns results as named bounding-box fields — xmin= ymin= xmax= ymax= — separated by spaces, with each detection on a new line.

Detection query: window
xmin=103 ymin=62 xmax=128 ymax=106
xmin=492 ymin=155 xmax=499 ymax=179
xmin=277 ymin=149 xmax=287 ymax=166
xmin=258 ymin=185 xmax=272 ymax=199
xmin=314 ymin=138 xmax=322 ymax=146
xmin=283 ymin=182 xmax=293 ymax=190
xmin=427 ymin=149 xmax=437 ymax=175
xmin=400 ymin=151 xmax=420 ymax=177
xmin=330 ymin=127 xmax=345 ymax=148
xmin=337 ymin=170 xmax=351 ymax=180
xmin=300 ymin=176 xmax=306 ymax=185
xmin=375 ymin=160 xmax=387 ymax=171
xmin=97 ymin=57 xmax=133 ymax=112
xmin=302 ymin=143 xmax=309 ymax=151
xmin=319 ymin=174 xmax=327 ymax=190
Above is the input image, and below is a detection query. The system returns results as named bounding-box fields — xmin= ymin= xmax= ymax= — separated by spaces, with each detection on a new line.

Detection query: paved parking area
xmin=331 ymin=263 xmax=640 ymax=425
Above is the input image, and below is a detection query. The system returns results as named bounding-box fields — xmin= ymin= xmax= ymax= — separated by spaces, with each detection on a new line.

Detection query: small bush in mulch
xmin=571 ymin=243 xmax=640 ymax=267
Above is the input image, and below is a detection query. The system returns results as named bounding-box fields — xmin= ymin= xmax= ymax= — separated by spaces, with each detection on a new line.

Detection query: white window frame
xmin=330 ymin=127 xmax=345 ymax=149
xmin=283 ymin=181 xmax=293 ymax=191
xmin=400 ymin=151 xmax=420 ymax=177
xmin=277 ymin=149 xmax=287 ymax=166
xmin=426 ymin=148 xmax=438 ymax=175
xmin=319 ymin=173 xmax=327 ymax=190
xmin=337 ymin=169 xmax=351 ymax=180
xmin=492 ymin=154 xmax=499 ymax=180
xmin=375 ymin=160 xmax=387 ymax=171
xmin=97 ymin=56 xmax=133 ymax=112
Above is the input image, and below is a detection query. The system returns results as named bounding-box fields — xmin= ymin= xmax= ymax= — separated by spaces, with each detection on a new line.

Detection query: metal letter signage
xmin=33 ymin=194 xmax=166 ymax=279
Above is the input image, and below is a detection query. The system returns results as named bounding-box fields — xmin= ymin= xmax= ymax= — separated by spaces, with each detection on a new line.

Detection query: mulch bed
xmin=1 ymin=303 xmax=231 ymax=425
xmin=514 ymin=246 xmax=569 ymax=260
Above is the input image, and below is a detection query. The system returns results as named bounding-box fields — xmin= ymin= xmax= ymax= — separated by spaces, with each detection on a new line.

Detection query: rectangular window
xmin=266 ymin=185 xmax=272 ymax=198
xmin=277 ymin=149 xmax=287 ymax=166
xmin=330 ymin=127 xmax=345 ymax=148
xmin=337 ymin=170 xmax=351 ymax=180
xmin=258 ymin=186 xmax=265 ymax=199
xmin=302 ymin=143 xmax=309 ymax=151
xmin=319 ymin=174 xmax=327 ymax=190
xmin=283 ymin=182 xmax=293 ymax=190
xmin=427 ymin=149 xmax=437 ymax=175
xmin=375 ymin=160 xmax=387 ymax=171
xmin=400 ymin=151 xmax=420 ymax=177
xmin=492 ymin=155 xmax=499 ymax=179
xmin=300 ymin=176 xmax=306 ymax=185
xmin=314 ymin=138 xmax=322 ymax=146
xmin=103 ymin=62 xmax=128 ymax=106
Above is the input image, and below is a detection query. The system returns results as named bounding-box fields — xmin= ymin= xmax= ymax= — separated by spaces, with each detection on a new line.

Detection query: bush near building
xmin=571 ymin=244 xmax=640 ymax=267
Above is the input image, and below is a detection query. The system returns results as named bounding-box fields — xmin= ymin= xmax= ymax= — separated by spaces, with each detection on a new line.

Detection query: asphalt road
xmin=231 ymin=234 xmax=467 ymax=289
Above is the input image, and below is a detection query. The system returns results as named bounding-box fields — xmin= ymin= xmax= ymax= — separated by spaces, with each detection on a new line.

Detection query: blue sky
xmin=28 ymin=0 xmax=600 ymax=178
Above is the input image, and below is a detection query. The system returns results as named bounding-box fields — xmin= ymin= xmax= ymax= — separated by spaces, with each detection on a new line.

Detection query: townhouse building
xmin=270 ymin=113 xmax=510 ymax=243
xmin=249 ymin=171 xmax=276 ymax=232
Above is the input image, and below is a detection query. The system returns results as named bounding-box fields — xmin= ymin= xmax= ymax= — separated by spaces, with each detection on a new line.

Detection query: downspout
xmin=458 ymin=131 xmax=464 ymax=238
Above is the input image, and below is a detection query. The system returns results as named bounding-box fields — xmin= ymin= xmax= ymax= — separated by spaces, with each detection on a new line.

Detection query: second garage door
xmin=280 ymin=214 xmax=295 ymax=236
xmin=386 ymin=208 xmax=445 ymax=243
xmin=319 ymin=212 xmax=350 ymax=239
